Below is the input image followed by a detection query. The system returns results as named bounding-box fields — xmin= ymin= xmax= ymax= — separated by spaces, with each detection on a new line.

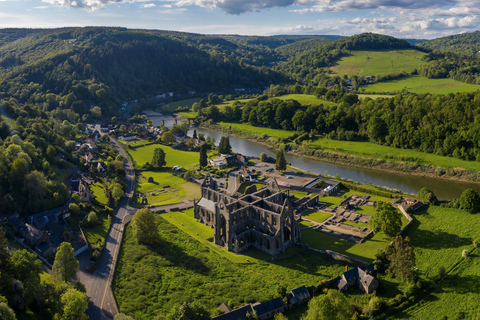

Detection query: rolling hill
xmin=417 ymin=31 xmax=480 ymax=56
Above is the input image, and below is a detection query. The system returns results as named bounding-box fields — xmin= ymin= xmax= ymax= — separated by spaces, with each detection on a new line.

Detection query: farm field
xmin=309 ymin=136 xmax=480 ymax=171
xmin=273 ymin=94 xmax=336 ymax=107
xmin=358 ymin=94 xmax=394 ymax=100
xmin=135 ymin=171 xmax=200 ymax=206
xmin=114 ymin=213 xmax=349 ymax=319
xmin=362 ymin=75 xmax=480 ymax=94
xmin=217 ymin=122 xmax=294 ymax=139
xmin=402 ymin=205 xmax=480 ymax=319
xmin=158 ymin=97 xmax=202 ymax=113
xmin=330 ymin=49 xmax=425 ymax=77
xmin=126 ymin=143 xmax=199 ymax=168
xmin=89 ymin=182 xmax=109 ymax=205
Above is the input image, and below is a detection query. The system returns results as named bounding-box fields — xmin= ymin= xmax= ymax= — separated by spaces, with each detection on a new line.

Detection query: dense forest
xmin=418 ymin=51 xmax=480 ymax=85
xmin=0 ymin=27 xmax=287 ymax=116
xmin=200 ymin=85 xmax=480 ymax=161
xmin=274 ymin=37 xmax=332 ymax=60
xmin=417 ymin=31 xmax=480 ymax=56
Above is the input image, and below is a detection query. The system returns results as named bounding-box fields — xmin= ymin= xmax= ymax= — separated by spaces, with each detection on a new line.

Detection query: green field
xmin=158 ymin=98 xmax=202 ymax=113
xmin=309 ymin=136 xmax=480 ymax=171
xmin=358 ymin=94 xmax=394 ymax=100
xmin=83 ymin=211 xmax=112 ymax=246
xmin=402 ymin=205 xmax=480 ymax=319
xmin=330 ymin=50 xmax=425 ymax=77
xmin=363 ymin=75 xmax=480 ymax=94
xmin=126 ymin=143 xmax=199 ymax=168
xmin=301 ymin=209 xmax=331 ymax=223
xmin=114 ymin=212 xmax=349 ymax=319
xmin=89 ymin=182 xmax=109 ymax=205
xmin=136 ymin=172 xmax=200 ymax=206
xmin=217 ymin=122 xmax=294 ymax=139
xmin=274 ymin=94 xmax=336 ymax=107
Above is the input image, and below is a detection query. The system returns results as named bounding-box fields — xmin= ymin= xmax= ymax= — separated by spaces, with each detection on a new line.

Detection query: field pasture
xmin=330 ymin=49 xmax=425 ymax=77
xmin=362 ymin=75 xmax=480 ymax=94
xmin=126 ymin=143 xmax=199 ymax=169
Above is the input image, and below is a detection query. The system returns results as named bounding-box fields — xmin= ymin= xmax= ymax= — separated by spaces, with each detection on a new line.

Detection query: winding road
xmin=76 ymin=128 xmax=136 ymax=320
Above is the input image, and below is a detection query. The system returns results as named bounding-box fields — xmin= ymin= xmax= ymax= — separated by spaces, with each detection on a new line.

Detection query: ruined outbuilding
xmin=194 ymin=176 xmax=303 ymax=256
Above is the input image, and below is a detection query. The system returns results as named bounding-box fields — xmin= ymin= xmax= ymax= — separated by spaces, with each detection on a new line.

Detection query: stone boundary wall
xmin=307 ymin=246 xmax=368 ymax=265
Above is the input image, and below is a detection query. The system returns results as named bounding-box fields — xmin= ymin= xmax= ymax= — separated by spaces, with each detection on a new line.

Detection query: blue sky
xmin=0 ymin=0 xmax=479 ymax=39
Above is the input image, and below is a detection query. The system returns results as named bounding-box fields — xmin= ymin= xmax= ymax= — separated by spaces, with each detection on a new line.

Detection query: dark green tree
xmin=192 ymin=129 xmax=197 ymax=139
xmin=417 ymin=187 xmax=438 ymax=205
xmin=152 ymin=148 xmax=166 ymax=169
xmin=56 ymin=288 xmax=88 ymax=320
xmin=199 ymin=143 xmax=208 ymax=167
xmin=276 ymin=150 xmax=287 ymax=171
xmin=385 ymin=236 xmax=416 ymax=280
xmin=132 ymin=208 xmax=158 ymax=245
xmin=369 ymin=201 xmax=402 ymax=238
xmin=459 ymin=188 xmax=480 ymax=214
xmin=304 ymin=289 xmax=353 ymax=320
xmin=0 ymin=303 xmax=16 ymax=320
xmin=218 ymin=136 xmax=232 ymax=154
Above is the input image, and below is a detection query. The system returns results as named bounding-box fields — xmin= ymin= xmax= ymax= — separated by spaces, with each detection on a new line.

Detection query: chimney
xmin=345 ymin=265 xmax=348 ymax=272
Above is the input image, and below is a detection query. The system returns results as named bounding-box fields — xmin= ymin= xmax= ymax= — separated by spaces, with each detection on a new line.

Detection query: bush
xmin=462 ymin=249 xmax=469 ymax=258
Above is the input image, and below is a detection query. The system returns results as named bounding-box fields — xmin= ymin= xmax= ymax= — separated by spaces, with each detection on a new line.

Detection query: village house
xmin=118 ymin=133 xmax=137 ymax=141
xmin=337 ymin=264 xmax=378 ymax=294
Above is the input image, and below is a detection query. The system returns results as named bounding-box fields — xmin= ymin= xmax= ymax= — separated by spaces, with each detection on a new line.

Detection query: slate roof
xmin=212 ymin=304 xmax=254 ymax=320
xmin=291 ymin=286 xmax=310 ymax=302
xmin=252 ymin=298 xmax=286 ymax=316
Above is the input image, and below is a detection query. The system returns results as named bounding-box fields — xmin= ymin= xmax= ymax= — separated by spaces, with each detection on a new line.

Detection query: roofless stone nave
xmin=194 ymin=175 xmax=306 ymax=256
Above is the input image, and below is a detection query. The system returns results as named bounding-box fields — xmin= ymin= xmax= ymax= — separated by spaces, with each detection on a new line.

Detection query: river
xmin=191 ymin=127 xmax=480 ymax=200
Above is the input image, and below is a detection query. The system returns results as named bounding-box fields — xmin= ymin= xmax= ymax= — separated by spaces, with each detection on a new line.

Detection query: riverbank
xmin=199 ymin=122 xmax=480 ymax=184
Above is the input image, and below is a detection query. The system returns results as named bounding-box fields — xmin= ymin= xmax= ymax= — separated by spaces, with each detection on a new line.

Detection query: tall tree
xmin=132 ymin=208 xmax=158 ymax=245
xmin=152 ymin=148 xmax=166 ymax=169
xmin=192 ymin=129 xmax=197 ymax=139
xmin=53 ymin=242 xmax=79 ymax=282
xmin=369 ymin=201 xmax=402 ymax=238
xmin=10 ymin=250 xmax=41 ymax=307
xmin=276 ymin=150 xmax=287 ymax=171
xmin=218 ymin=136 xmax=232 ymax=154
xmin=161 ymin=131 xmax=175 ymax=145
xmin=0 ymin=303 xmax=16 ymax=320
xmin=56 ymin=288 xmax=88 ymax=320
xmin=386 ymin=236 xmax=416 ymax=280
xmin=199 ymin=143 xmax=208 ymax=167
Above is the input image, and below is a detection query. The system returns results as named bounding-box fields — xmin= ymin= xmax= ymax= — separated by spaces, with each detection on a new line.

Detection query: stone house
xmin=337 ymin=264 xmax=378 ymax=294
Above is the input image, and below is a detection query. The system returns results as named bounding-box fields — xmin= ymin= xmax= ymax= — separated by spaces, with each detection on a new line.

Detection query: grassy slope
xmin=217 ymin=122 xmax=294 ymax=139
xmin=403 ymin=205 xmax=480 ymax=319
xmin=83 ymin=212 xmax=112 ymax=246
xmin=126 ymin=143 xmax=199 ymax=168
xmin=309 ymin=136 xmax=480 ymax=171
xmin=330 ymin=49 xmax=425 ymax=77
xmin=114 ymin=211 xmax=349 ymax=319
xmin=362 ymin=75 xmax=480 ymax=94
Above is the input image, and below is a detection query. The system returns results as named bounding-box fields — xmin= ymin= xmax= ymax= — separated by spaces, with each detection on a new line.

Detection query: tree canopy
xmin=152 ymin=148 xmax=167 ymax=169
xmin=459 ymin=188 xmax=480 ymax=214
xmin=303 ymin=289 xmax=353 ymax=320
xmin=276 ymin=150 xmax=287 ymax=171
xmin=385 ymin=235 xmax=416 ymax=280
xmin=132 ymin=208 xmax=158 ymax=245
xmin=199 ymin=143 xmax=208 ymax=167
xmin=218 ymin=136 xmax=232 ymax=154
xmin=53 ymin=242 xmax=79 ymax=282
xmin=369 ymin=201 xmax=403 ymax=238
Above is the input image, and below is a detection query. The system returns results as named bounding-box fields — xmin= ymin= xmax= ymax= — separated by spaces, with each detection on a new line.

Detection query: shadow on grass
xmin=440 ymin=274 xmax=480 ymax=295
xmin=407 ymin=219 xmax=471 ymax=250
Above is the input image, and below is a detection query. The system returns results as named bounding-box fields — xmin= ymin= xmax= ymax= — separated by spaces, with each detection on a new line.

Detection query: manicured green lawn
xmin=114 ymin=213 xmax=350 ymax=319
xmin=83 ymin=212 xmax=112 ymax=246
xmin=136 ymin=172 xmax=200 ymax=206
xmin=362 ymin=75 xmax=480 ymax=94
xmin=319 ymin=195 xmax=344 ymax=207
xmin=126 ymin=143 xmax=199 ymax=168
xmin=330 ymin=49 xmax=425 ymax=77
xmin=90 ymin=182 xmax=109 ymax=205
xmin=302 ymin=209 xmax=331 ymax=223
xmin=217 ymin=122 xmax=294 ymax=139
xmin=309 ymin=136 xmax=480 ymax=171
xmin=300 ymin=220 xmax=314 ymax=227
xmin=356 ymin=205 xmax=375 ymax=215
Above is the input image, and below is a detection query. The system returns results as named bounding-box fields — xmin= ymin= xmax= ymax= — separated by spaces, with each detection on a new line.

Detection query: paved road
xmin=77 ymin=133 xmax=136 ymax=320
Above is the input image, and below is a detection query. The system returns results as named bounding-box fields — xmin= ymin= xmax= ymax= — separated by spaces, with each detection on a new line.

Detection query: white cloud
xmin=141 ymin=3 xmax=156 ymax=7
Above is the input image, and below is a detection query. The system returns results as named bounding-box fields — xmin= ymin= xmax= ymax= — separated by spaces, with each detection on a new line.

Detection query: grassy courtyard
xmin=82 ymin=211 xmax=112 ymax=246
xmin=135 ymin=171 xmax=200 ymax=206
xmin=114 ymin=212 xmax=349 ymax=319
xmin=89 ymin=182 xmax=109 ymax=205
xmin=301 ymin=209 xmax=331 ymax=224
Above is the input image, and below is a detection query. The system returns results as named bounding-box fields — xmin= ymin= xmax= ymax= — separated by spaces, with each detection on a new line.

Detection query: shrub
xmin=462 ymin=249 xmax=469 ymax=258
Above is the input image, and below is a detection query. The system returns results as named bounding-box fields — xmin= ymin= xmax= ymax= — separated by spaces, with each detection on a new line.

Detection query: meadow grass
xmin=114 ymin=213 xmax=349 ymax=319
xmin=126 ymin=143 xmax=199 ymax=168
xmin=302 ymin=209 xmax=331 ymax=223
xmin=83 ymin=211 xmax=112 ymax=246
xmin=158 ymin=98 xmax=202 ymax=113
xmin=362 ymin=75 xmax=480 ymax=94
xmin=309 ymin=136 xmax=480 ymax=171
xmin=358 ymin=94 xmax=394 ymax=100
xmin=136 ymin=172 xmax=200 ymax=205
xmin=330 ymin=49 xmax=425 ymax=77
xmin=217 ymin=122 xmax=294 ymax=139
xmin=273 ymin=94 xmax=336 ymax=107
xmin=89 ymin=182 xmax=109 ymax=205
